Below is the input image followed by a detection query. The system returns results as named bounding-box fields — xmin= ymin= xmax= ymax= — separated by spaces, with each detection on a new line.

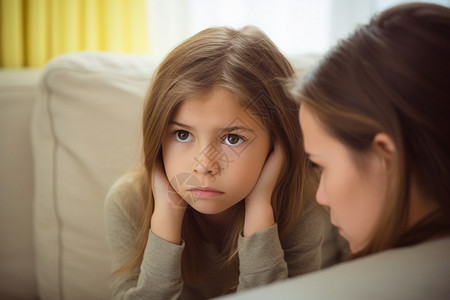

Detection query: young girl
xmin=105 ymin=26 xmax=326 ymax=299
xmin=228 ymin=3 xmax=450 ymax=299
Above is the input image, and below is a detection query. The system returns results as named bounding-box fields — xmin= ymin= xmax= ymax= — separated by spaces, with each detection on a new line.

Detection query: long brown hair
xmin=116 ymin=26 xmax=316 ymax=293
xmin=290 ymin=3 xmax=450 ymax=257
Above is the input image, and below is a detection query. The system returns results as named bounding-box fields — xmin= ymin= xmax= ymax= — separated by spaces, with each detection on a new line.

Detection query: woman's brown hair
xmin=290 ymin=3 xmax=450 ymax=257
xmin=115 ymin=26 xmax=317 ymax=293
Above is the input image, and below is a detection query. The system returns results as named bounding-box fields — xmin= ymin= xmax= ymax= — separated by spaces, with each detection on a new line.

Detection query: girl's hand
xmin=243 ymin=142 xmax=284 ymax=236
xmin=246 ymin=141 xmax=284 ymax=204
xmin=150 ymin=158 xmax=187 ymax=244
xmin=151 ymin=158 xmax=188 ymax=210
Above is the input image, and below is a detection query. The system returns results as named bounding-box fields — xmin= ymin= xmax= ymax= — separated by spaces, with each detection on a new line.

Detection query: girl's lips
xmin=189 ymin=187 xmax=224 ymax=199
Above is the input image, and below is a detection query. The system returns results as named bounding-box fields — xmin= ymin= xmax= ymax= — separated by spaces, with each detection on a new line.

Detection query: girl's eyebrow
xmin=222 ymin=126 xmax=253 ymax=133
xmin=168 ymin=121 xmax=193 ymax=130
xmin=169 ymin=121 xmax=253 ymax=133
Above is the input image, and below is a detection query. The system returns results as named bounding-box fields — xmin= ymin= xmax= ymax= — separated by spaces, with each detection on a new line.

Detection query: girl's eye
xmin=174 ymin=130 xmax=193 ymax=142
xmin=223 ymin=134 xmax=245 ymax=146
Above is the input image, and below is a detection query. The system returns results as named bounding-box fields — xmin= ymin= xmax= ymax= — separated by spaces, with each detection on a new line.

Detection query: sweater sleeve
xmin=281 ymin=200 xmax=327 ymax=277
xmin=236 ymin=199 xmax=326 ymax=291
xmin=104 ymin=176 xmax=185 ymax=300
xmin=237 ymin=224 xmax=288 ymax=291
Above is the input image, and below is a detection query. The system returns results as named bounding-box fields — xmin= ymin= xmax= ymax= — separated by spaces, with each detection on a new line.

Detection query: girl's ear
xmin=373 ymin=132 xmax=396 ymax=170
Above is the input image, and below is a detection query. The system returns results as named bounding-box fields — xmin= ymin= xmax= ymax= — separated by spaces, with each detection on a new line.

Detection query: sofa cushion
xmin=217 ymin=237 xmax=450 ymax=299
xmin=31 ymin=51 xmax=159 ymax=299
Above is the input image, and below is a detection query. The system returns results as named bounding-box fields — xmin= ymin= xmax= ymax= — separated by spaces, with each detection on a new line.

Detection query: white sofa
xmin=0 ymin=68 xmax=42 ymax=299
xmin=0 ymin=51 xmax=347 ymax=299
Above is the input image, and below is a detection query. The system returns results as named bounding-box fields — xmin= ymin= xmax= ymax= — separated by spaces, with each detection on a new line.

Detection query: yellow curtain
xmin=0 ymin=0 xmax=149 ymax=68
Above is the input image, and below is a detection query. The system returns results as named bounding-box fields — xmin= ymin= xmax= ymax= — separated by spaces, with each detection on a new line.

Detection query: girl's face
xmin=162 ymin=86 xmax=271 ymax=215
xmin=299 ymin=105 xmax=389 ymax=253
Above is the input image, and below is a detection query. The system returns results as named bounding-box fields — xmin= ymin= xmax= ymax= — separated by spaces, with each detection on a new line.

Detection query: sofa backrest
xmin=31 ymin=51 xmax=159 ymax=299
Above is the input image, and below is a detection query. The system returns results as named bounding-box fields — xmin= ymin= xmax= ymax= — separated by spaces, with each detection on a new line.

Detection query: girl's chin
xmin=189 ymin=199 xmax=243 ymax=215
xmin=191 ymin=206 xmax=227 ymax=215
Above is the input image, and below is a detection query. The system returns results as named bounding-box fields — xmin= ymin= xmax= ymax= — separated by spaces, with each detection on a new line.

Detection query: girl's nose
xmin=193 ymin=144 xmax=221 ymax=176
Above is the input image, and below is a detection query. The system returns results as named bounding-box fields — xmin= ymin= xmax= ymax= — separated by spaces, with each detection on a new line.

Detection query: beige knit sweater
xmin=104 ymin=174 xmax=327 ymax=299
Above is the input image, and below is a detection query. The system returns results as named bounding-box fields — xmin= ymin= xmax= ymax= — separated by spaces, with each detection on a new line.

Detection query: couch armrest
xmin=31 ymin=51 xmax=158 ymax=299
xmin=0 ymin=68 xmax=42 ymax=299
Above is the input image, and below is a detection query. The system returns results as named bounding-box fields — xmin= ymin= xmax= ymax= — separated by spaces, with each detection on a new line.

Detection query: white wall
xmin=146 ymin=0 xmax=450 ymax=59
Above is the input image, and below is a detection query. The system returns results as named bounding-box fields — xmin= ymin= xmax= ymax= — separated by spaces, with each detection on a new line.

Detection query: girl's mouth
xmin=188 ymin=187 xmax=224 ymax=199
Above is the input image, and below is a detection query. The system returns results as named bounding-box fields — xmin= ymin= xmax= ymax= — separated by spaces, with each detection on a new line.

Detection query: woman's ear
xmin=373 ymin=133 xmax=396 ymax=170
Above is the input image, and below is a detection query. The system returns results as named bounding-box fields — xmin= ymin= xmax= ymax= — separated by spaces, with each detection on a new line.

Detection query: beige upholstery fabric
xmin=218 ymin=237 xmax=450 ymax=300
xmin=0 ymin=69 xmax=42 ymax=299
xmin=31 ymin=52 xmax=158 ymax=299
